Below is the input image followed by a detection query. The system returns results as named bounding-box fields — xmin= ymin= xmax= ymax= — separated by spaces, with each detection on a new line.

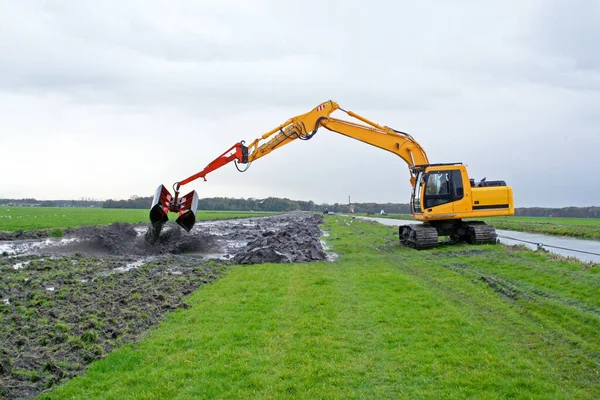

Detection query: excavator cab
xmin=401 ymin=163 xmax=513 ymax=249
xmin=149 ymin=184 xmax=199 ymax=234
xmin=410 ymin=163 xmax=513 ymax=220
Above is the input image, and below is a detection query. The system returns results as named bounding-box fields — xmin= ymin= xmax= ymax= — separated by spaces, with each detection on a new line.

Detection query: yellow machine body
xmin=412 ymin=164 xmax=514 ymax=222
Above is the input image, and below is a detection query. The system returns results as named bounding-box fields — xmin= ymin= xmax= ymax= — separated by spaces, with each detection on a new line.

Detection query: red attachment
xmin=174 ymin=190 xmax=199 ymax=232
xmin=150 ymin=185 xmax=172 ymax=227
xmin=149 ymin=141 xmax=248 ymax=235
xmin=178 ymin=143 xmax=245 ymax=186
xmin=149 ymin=186 xmax=199 ymax=232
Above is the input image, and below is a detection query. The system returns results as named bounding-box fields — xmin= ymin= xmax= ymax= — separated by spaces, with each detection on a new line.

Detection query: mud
xmin=0 ymin=213 xmax=328 ymax=399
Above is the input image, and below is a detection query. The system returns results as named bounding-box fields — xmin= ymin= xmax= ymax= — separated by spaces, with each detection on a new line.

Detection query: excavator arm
xmin=244 ymin=101 xmax=429 ymax=176
xmin=149 ymin=100 xmax=429 ymax=233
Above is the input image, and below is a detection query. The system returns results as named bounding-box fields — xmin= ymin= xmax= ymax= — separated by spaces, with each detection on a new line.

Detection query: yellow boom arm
xmin=244 ymin=100 xmax=429 ymax=186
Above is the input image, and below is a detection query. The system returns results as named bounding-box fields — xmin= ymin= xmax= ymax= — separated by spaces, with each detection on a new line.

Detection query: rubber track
xmin=465 ymin=222 xmax=497 ymax=244
xmin=400 ymin=224 xmax=439 ymax=250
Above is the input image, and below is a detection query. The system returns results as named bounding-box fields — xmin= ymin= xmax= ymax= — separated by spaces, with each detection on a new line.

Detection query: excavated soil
xmin=0 ymin=213 xmax=328 ymax=399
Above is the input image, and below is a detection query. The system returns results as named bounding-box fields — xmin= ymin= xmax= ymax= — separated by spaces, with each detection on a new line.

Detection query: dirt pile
xmin=17 ymin=213 xmax=328 ymax=264
xmin=232 ymin=214 xmax=326 ymax=264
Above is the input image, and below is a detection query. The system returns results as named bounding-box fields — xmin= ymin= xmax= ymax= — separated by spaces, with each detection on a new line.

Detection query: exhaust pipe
xmin=149 ymin=184 xmax=199 ymax=235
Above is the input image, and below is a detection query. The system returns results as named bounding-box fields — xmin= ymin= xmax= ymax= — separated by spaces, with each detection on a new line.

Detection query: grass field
xmin=4 ymin=208 xmax=599 ymax=241
xmin=0 ymin=207 xmax=275 ymax=232
xmin=357 ymin=213 xmax=600 ymax=241
xmin=481 ymin=216 xmax=600 ymax=241
xmin=43 ymin=216 xmax=599 ymax=399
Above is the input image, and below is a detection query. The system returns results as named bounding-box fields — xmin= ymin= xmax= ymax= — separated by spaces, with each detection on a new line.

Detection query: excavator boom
xmin=149 ymin=100 xmax=514 ymax=248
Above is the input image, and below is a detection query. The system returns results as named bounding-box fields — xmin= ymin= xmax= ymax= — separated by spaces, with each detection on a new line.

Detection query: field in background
xmin=46 ymin=216 xmax=599 ymax=399
xmin=3 ymin=208 xmax=599 ymax=241
xmin=0 ymin=207 xmax=274 ymax=232
xmin=482 ymin=216 xmax=600 ymax=240
xmin=355 ymin=213 xmax=600 ymax=241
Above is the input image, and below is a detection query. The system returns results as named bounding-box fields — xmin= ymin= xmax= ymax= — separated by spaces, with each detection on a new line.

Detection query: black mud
xmin=0 ymin=213 xmax=327 ymax=399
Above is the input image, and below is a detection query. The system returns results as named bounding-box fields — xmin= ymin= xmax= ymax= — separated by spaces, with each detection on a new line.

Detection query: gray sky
xmin=1 ymin=0 xmax=599 ymax=207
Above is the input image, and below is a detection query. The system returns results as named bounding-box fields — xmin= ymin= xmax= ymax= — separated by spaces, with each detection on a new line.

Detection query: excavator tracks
xmin=399 ymin=221 xmax=498 ymax=250
xmin=399 ymin=224 xmax=439 ymax=250
xmin=463 ymin=221 xmax=498 ymax=245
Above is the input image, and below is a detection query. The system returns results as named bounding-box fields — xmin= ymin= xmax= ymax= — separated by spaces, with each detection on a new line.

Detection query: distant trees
xmin=0 ymin=198 xmax=103 ymax=207
xmin=100 ymin=197 xmax=599 ymax=218
xmin=102 ymin=197 xmax=152 ymax=209
xmin=99 ymin=196 xmax=412 ymax=213
xmin=2 ymin=197 xmax=599 ymax=218
xmin=515 ymin=207 xmax=600 ymax=218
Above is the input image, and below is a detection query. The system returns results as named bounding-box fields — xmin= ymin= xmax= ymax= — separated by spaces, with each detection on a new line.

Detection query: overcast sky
xmin=1 ymin=0 xmax=599 ymax=207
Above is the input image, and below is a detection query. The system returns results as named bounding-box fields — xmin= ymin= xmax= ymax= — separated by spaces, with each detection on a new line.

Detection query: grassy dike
xmin=43 ymin=216 xmax=599 ymax=399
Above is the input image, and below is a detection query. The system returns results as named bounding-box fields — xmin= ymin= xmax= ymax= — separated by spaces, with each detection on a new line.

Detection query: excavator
xmin=149 ymin=100 xmax=514 ymax=249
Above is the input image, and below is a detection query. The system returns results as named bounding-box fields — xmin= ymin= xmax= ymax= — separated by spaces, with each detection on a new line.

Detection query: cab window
xmin=423 ymin=170 xmax=464 ymax=209
xmin=412 ymin=171 xmax=424 ymax=213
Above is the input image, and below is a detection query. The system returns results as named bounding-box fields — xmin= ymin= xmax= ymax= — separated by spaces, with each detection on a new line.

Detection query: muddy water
xmin=356 ymin=216 xmax=600 ymax=264
xmin=1 ymin=214 xmax=332 ymax=266
xmin=0 ymin=237 xmax=79 ymax=257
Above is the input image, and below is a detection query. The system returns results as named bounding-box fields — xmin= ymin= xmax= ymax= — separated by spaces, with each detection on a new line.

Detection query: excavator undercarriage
xmin=399 ymin=220 xmax=498 ymax=250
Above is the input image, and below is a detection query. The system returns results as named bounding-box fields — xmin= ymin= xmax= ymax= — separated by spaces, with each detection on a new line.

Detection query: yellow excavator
xmin=150 ymin=100 xmax=514 ymax=249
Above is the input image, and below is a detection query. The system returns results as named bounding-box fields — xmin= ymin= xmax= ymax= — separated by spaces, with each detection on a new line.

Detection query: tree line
xmin=0 ymin=198 xmax=103 ymax=208
xmin=100 ymin=198 xmax=600 ymax=218
xmin=100 ymin=196 xmax=409 ymax=214
xmin=2 ymin=197 xmax=599 ymax=218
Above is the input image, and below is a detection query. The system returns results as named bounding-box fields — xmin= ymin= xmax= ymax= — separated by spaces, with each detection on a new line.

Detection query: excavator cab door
xmin=421 ymin=169 xmax=464 ymax=210
xmin=411 ymin=171 xmax=425 ymax=213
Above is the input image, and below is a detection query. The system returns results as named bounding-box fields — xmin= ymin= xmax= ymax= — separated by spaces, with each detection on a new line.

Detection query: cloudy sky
xmin=1 ymin=0 xmax=598 ymax=207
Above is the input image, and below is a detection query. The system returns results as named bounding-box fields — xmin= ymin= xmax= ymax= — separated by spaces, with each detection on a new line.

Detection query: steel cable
xmin=497 ymin=234 xmax=600 ymax=257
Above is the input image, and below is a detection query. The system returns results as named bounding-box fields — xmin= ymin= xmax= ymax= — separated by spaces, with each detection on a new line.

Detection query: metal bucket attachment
xmin=175 ymin=190 xmax=199 ymax=232
xmin=147 ymin=184 xmax=173 ymax=244
xmin=149 ymin=185 xmax=172 ymax=227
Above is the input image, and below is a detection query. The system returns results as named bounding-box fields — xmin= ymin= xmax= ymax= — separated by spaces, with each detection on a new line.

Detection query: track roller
xmin=463 ymin=222 xmax=497 ymax=245
xmin=399 ymin=224 xmax=439 ymax=250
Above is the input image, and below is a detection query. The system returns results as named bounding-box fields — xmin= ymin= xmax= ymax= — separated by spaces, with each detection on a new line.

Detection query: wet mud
xmin=0 ymin=213 xmax=327 ymax=399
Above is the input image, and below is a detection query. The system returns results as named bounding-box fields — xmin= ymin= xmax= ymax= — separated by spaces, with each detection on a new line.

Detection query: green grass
xmin=499 ymin=216 xmax=600 ymax=226
xmin=43 ymin=216 xmax=599 ymax=399
xmin=0 ymin=207 xmax=274 ymax=232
